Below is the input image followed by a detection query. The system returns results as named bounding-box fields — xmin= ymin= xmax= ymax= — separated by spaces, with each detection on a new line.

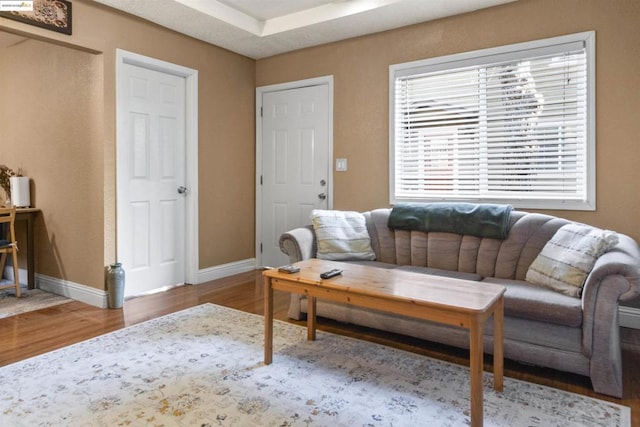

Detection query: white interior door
xmin=117 ymin=61 xmax=187 ymax=296
xmin=259 ymin=82 xmax=331 ymax=267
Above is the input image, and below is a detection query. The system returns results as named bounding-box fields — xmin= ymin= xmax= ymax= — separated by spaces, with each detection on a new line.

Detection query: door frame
xmin=115 ymin=49 xmax=199 ymax=286
xmin=255 ymin=76 xmax=334 ymax=267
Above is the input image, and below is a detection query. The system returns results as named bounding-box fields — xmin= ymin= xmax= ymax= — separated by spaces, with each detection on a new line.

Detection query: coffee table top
xmin=264 ymin=258 xmax=505 ymax=314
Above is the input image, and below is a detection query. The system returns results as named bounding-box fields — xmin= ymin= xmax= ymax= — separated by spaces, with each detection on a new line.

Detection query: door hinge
xmin=260 ymin=243 xmax=263 ymax=253
xmin=260 ymin=175 xmax=263 ymax=185
xmin=260 ymin=107 xmax=263 ymax=117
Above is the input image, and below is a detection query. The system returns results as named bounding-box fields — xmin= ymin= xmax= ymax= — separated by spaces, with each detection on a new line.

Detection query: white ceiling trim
xmin=92 ymin=0 xmax=518 ymax=59
xmin=260 ymin=0 xmax=406 ymax=36
xmin=174 ymin=0 xmax=263 ymax=35
xmin=175 ymin=0 xmax=406 ymax=37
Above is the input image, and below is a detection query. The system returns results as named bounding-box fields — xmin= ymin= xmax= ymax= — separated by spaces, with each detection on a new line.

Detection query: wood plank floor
xmin=1 ymin=270 xmax=638 ymax=424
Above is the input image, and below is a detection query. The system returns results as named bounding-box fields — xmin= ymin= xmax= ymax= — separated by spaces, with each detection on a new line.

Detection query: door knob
xmin=318 ymin=193 xmax=326 ymax=200
xmin=177 ymin=186 xmax=188 ymax=195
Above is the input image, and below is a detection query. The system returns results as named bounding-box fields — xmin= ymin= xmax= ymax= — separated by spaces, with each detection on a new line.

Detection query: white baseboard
xmin=619 ymin=306 xmax=640 ymax=329
xmin=197 ymin=258 xmax=256 ymax=284
xmin=5 ymin=259 xmax=257 ymax=308
xmin=37 ymin=274 xmax=108 ymax=308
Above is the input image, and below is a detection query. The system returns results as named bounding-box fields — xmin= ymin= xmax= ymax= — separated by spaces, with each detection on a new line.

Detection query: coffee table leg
xmin=493 ymin=297 xmax=504 ymax=392
xmin=470 ymin=319 xmax=483 ymax=427
xmin=264 ymin=276 xmax=273 ymax=365
xmin=307 ymin=295 xmax=317 ymax=341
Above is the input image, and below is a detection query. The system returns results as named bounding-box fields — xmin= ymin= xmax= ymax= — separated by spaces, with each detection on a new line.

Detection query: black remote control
xmin=320 ymin=269 xmax=342 ymax=279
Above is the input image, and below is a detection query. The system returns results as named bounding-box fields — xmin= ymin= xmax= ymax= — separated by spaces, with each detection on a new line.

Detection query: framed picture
xmin=0 ymin=0 xmax=72 ymax=35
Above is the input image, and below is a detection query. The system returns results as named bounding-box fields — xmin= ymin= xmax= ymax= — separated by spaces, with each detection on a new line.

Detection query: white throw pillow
xmin=311 ymin=210 xmax=376 ymax=261
xmin=526 ymin=223 xmax=619 ymax=297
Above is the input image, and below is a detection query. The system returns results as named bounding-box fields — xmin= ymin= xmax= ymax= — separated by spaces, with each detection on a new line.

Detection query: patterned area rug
xmin=0 ymin=303 xmax=629 ymax=426
xmin=0 ymin=284 xmax=72 ymax=319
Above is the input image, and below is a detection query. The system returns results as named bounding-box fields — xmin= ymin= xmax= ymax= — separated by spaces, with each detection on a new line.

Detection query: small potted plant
xmin=0 ymin=165 xmax=16 ymax=206
xmin=0 ymin=166 xmax=28 ymax=207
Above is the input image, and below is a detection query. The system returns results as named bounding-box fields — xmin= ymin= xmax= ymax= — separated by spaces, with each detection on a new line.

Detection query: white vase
xmin=10 ymin=176 xmax=30 ymax=208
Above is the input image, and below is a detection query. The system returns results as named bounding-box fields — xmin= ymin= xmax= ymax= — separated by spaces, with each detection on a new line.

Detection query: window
xmin=390 ymin=32 xmax=595 ymax=210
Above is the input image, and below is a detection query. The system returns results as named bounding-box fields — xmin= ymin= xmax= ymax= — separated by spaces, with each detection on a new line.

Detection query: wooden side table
xmin=15 ymin=208 xmax=41 ymax=289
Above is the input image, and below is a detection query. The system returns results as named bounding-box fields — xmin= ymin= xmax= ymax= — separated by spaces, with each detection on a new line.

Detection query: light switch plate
xmin=336 ymin=158 xmax=347 ymax=172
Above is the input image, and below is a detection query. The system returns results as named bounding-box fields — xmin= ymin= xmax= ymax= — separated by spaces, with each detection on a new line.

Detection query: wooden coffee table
xmin=263 ymin=258 xmax=505 ymax=427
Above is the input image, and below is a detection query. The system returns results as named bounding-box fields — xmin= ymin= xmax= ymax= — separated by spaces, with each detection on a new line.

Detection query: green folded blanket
xmin=388 ymin=202 xmax=513 ymax=239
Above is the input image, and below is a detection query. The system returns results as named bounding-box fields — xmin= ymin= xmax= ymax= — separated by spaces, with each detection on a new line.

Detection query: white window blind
xmin=390 ymin=32 xmax=595 ymax=210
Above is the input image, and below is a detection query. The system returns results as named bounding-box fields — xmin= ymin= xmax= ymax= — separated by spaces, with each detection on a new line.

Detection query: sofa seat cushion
xmin=339 ymin=261 xmax=483 ymax=283
xmin=343 ymin=260 xmax=399 ymax=269
xmin=482 ymin=277 xmax=582 ymax=327
xmin=395 ymin=265 xmax=483 ymax=282
xmin=300 ymin=299 xmax=584 ymax=355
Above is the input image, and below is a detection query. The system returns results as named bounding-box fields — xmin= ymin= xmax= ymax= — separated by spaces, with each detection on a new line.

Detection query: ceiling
xmin=92 ymin=0 xmax=517 ymax=59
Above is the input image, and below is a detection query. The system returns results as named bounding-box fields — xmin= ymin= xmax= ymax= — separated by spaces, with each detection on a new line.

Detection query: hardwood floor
xmin=1 ymin=270 xmax=638 ymax=424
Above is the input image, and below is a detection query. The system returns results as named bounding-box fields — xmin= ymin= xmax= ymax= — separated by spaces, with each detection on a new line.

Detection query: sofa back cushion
xmin=364 ymin=208 xmax=572 ymax=280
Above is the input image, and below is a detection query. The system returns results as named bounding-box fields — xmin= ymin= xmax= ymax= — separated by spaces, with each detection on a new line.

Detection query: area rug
xmin=0 ymin=284 xmax=72 ymax=319
xmin=0 ymin=303 xmax=629 ymax=426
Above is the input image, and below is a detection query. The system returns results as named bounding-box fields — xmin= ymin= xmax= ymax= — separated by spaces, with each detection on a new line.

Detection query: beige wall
xmin=256 ymin=0 xmax=640 ymax=244
xmin=1 ymin=0 xmax=638 ymax=296
xmin=0 ymin=0 xmax=256 ymax=290
xmin=0 ymin=38 xmax=103 ymax=286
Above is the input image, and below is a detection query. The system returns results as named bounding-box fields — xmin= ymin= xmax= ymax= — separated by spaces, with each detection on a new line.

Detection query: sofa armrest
xmin=279 ymin=225 xmax=317 ymax=263
xmin=582 ymin=233 xmax=640 ymax=306
xmin=582 ymin=234 xmax=640 ymax=340
xmin=596 ymin=234 xmax=640 ymax=301
xmin=279 ymin=225 xmax=317 ymax=320
xmin=579 ymin=233 xmax=640 ymax=397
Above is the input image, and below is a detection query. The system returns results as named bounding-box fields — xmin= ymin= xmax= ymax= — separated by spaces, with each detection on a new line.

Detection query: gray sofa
xmin=279 ymin=208 xmax=640 ymax=398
